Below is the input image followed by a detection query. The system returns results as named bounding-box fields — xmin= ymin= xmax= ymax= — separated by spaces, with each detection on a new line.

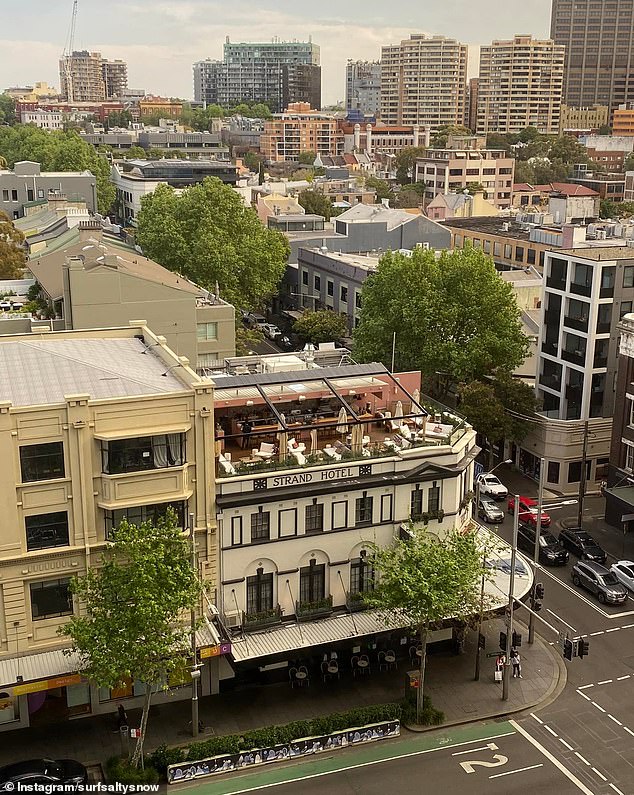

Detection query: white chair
xmin=219 ymin=453 xmax=236 ymax=475
xmin=254 ymin=442 xmax=276 ymax=460
xmin=288 ymin=438 xmax=306 ymax=453
xmin=362 ymin=435 xmax=371 ymax=446
xmin=323 ymin=445 xmax=342 ymax=461
xmin=289 ymin=448 xmax=307 ymax=465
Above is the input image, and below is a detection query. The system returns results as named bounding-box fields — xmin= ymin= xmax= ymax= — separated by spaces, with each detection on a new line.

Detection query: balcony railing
xmin=563 ymin=315 xmax=588 ymax=333
xmin=296 ymin=595 xmax=333 ymax=621
xmin=539 ymin=373 xmax=562 ymax=391
xmin=561 ymin=349 xmax=586 ymax=366
xmin=242 ymin=605 xmax=283 ymax=632
xmin=541 ymin=340 xmax=558 ymax=357
xmin=570 ymin=282 xmax=592 ymax=297
xmin=346 ymin=590 xmax=371 ymax=613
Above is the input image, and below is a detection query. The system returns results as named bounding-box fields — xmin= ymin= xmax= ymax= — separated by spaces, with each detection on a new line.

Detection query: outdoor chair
xmin=378 ymin=651 xmax=388 ymax=672
xmin=288 ymin=438 xmax=306 ymax=453
xmin=289 ymin=667 xmax=298 ymax=688
xmin=218 ymin=453 xmax=236 ymax=475
xmin=289 ymin=448 xmax=307 ymax=466
xmin=358 ymin=654 xmax=371 ymax=675
xmin=323 ymin=445 xmax=341 ymax=461
xmin=298 ymin=665 xmax=310 ymax=687
xmin=351 ymin=655 xmax=360 ymax=677
xmin=254 ymin=442 xmax=276 ymax=460
xmin=385 ymin=649 xmax=398 ymax=671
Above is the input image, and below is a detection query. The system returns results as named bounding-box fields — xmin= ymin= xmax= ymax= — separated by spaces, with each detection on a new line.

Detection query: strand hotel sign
xmin=254 ymin=464 xmax=373 ymax=491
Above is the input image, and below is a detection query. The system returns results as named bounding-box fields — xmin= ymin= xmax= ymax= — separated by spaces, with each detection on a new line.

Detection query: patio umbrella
xmin=351 ymin=422 xmax=363 ymax=455
xmin=393 ymin=400 xmax=404 ymax=429
xmin=310 ymin=427 xmax=318 ymax=454
xmin=336 ymin=406 xmax=349 ymax=435
xmin=278 ymin=413 xmax=288 ymax=461
xmin=411 ymin=388 xmax=424 ymax=427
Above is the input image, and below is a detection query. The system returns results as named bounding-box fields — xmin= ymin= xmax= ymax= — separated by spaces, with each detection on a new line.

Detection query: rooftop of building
xmin=303 ymin=248 xmax=381 ymax=270
xmin=557 ymin=246 xmax=634 ymax=261
xmin=441 ymin=215 xmax=534 ymax=241
xmin=0 ymin=333 xmax=187 ymax=407
xmin=513 ymin=182 xmax=600 ymax=196
xmin=499 ymin=267 xmax=543 ymax=285
xmin=335 ymin=203 xmax=419 ymax=229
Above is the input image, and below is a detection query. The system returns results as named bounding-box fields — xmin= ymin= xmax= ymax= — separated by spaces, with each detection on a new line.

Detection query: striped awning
xmin=0 ymin=648 xmax=82 ymax=690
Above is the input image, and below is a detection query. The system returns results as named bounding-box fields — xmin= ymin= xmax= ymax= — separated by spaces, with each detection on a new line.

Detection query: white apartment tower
xmin=477 ymin=35 xmax=565 ymax=136
xmin=380 ymin=34 xmax=468 ymax=129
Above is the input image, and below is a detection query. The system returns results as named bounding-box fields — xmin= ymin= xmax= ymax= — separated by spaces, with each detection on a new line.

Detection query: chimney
xmin=413 ymin=124 xmax=420 ymax=148
xmin=365 ymin=123 xmax=372 ymax=155
xmin=77 ymin=220 xmax=103 ymax=242
xmin=353 ymin=123 xmax=361 ymax=151
xmin=423 ymin=126 xmax=431 ymax=147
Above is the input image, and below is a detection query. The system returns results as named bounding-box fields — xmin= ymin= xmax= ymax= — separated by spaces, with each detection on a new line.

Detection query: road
xmin=178 ymin=721 xmax=595 ymax=795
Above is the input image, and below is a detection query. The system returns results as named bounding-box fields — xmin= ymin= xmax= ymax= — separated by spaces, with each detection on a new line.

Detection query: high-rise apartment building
xmin=345 ymin=60 xmax=381 ymax=117
xmin=477 ymin=35 xmax=565 ymax=135
xmin=551 ymin=0 xmax=634 ymax=114
xmin=101 ymin=59 xmax=128 ymax=99
xmin=59 ymin=51 xmax=128 ymax=103
xmin=466 ymin=78 xmax=479 ymax=132
xmin=193 ymin=39 xmax=321 ymax=112
xmin=380 ymin=34 xmax=467 ymax=128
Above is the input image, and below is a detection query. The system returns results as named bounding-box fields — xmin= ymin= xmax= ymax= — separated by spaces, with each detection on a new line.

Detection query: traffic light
xmin=534 ymin=599 xmax=543 ymax=612
xmin=512 ymin=631 xmax=522 ymax=647
xmin=499 ymin=631 xmax=507 ymax=650
xmin=535 ymin=582 xmax=545 ymax=600
xmin=564 ymin=638 xmax=574 ymax=661
xmin=578 ymin=638 xmax=590 ymax=659
xmin=478 ymin=632 xmax=486 ymax=650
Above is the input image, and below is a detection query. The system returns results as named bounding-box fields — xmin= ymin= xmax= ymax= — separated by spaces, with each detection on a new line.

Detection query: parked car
xmin=476 ymin=473 xmax=508 ymax=501
xmin=275 ymin=335 xmax=294 ymax=351
xmin=517 ymin=524 xmax=569 ymax=566
xmin=571 ymin=560 xmax=627 ymax=604
xmin=507 ymin=496 xmax=551 ymax=527
xmin=478 ymin=497 xmax=505 ymax=523
xmin=0 ymin=301 xmax=11 ymax=311
xmin=558 ymin=528 xmax=607 ymax=564
xmin=262 ymin=323 xmax=282 ymax=340
xmin=0 ymin=759 xmax=88 ymax=789
xmin=610 ymin=560 xmax=634 ymax=592
xmin=243 ymin=312 xmax=266 ymax=330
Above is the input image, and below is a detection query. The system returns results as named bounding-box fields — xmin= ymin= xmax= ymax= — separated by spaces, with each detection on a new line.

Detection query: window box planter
xmin=345 ymin=590 xmax=370 ymax=613
xmin=295 ymin=595 xmax=333 ymax=621
xmin=242 ymin=605 xmax=283 ymax=632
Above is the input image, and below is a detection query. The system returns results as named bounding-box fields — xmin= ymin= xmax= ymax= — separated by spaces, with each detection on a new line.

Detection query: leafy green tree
xmin=466 ymin=181 xmax=488 ymax=198
xmin=430 ymin=124 xmax=471 ymax=148
xmin=492 ymin=372 xmax=539 ymax=443
xmin=243 ymin=151 xmax=263 ymax=172
xmin=136 ymin=178 xmax=289 ymax=310
xmin=600 ymin=200 xmax=634 ymax=219
xmin=0 ymin=94 xmax=17 ymax=126
xmin=623 ymin=152 xmax=634 ymax=172
xmin=352 ymin=247 xmax=528 ymax=393
xmin=548 ymin=135 xmax=589 ymax=165
xmin=298 ymin=150 xmax=317 ymax=165
xmin=289 ymin=168 xmax=314 ymax=182
xmin=459 ymin=382 xmax=508 ymax=467
xmin=0 ymin=211 xmax=27 ymax=278
xmin=365 ymin=526 xmax=484 ymax=722
xmin=517 ymin=126 xmax=541 ymax=143
xmin=106 ymin=110 xmax=132 ymax=129
xmin=598 ymin=125 xmax=612 ymax=135
xmin=395 ymin=189 xmax=421 ymax=208
xmin=293 ymin=309 xmax=348 ymax=344
xmin=298 ymin=189 xmax=332 ymax=220
xmin=60 ymin=511 xmax=204 ymax=768
xmin=123 ymin=145 xmax=148 ymax=159
xmin=486 ymin=132 xmax=516 ymax=154
xmin=248 ymin=103 xmax=273 ymax=119
xmin=364 ymin=175 xmax=394 ymax=205
xmin=394 ymin=146 xmax=427 ymax=184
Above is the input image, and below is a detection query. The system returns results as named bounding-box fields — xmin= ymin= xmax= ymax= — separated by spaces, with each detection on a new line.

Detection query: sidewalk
xmin=0 ymin=618 xmax=565 ymax=769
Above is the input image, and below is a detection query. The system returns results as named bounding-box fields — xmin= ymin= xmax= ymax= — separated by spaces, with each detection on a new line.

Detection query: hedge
xmin=149 ymin=699 xmax=444 ymax=776
xmin=106 ymin=756 xmax=159 ymax=784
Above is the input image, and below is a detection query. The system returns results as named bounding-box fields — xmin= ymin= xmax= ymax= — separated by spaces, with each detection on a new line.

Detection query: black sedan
xmin=558 ymin=527 xmax=607 ymax=564
xmin=517 ymin=524 xmax=569 ymax=566
xmin=0 ymin=759 xmax=87 ymax=789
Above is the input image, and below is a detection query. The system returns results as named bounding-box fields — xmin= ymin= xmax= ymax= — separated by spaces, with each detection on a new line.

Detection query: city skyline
xmin=2 ymin=0 xmax=551 ymax=105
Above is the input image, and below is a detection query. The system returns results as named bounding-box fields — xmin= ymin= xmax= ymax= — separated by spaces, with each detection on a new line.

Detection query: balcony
xmin=541 ymin=340 xmax=558 ymax=357
xmin=99 ymin=466 xmax=188 ymax=507
xmin=296 ymin=595 xmax=333 ymax=621
xmin=242 ymin=605 xmax=283 ymax=632
xmin=570 ymin=282 xmax=592 ymax=297
xmin=539 ymin=373 xmax=562 ymax=391
xmin=563 ymin=315 xmax=589 ymax=333
xmin=561 ymin=349 xmax=587 ymax=366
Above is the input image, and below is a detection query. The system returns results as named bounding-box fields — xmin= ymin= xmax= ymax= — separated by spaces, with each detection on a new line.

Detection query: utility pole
xmin=189 ymin=512 xmax=200 ymax=739
xmin=577 ymin=420 xmax=589 ymax=528
xmin=529 ymin=457 xmax=545 ymax=644
xmin=502 ymin=495 xmax=519 ymax=702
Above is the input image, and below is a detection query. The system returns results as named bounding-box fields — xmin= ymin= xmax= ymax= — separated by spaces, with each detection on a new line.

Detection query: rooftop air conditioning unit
xmin=597 ymin=229 xmax=607 ymax=240
xmin=627 ymin=239 xmax=634 ymax=248
xmin=224 ymin=612 xmax=243 ymax=629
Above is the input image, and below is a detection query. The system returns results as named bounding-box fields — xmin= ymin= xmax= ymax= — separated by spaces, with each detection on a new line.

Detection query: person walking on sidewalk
xmin=495 ymin=653 xmax=505 ymax=683
xmin=511 ymin=648 xmax=522 ymax=678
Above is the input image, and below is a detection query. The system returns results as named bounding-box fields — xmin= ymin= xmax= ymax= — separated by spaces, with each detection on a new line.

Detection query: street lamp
xmin=502 ymin=494 xmax=520 ymax=702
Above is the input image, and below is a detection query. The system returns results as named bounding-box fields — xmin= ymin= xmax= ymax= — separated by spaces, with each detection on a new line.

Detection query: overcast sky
xmin=2 ymin=0 xmax=551 ymax=105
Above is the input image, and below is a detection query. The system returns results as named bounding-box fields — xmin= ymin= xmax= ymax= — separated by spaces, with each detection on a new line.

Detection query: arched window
xmin=246 ymin=567 xmax=273 ymax=615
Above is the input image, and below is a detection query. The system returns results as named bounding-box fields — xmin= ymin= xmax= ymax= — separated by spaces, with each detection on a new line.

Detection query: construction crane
xmin=61 ymin=0 xmax=78 ymax=102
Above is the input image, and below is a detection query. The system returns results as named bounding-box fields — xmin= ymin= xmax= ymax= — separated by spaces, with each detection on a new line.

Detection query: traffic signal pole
xmin=529 ymin=457 xmax=545 ymax=645
xmin=502 ymin=496 xmax=519 ymax=702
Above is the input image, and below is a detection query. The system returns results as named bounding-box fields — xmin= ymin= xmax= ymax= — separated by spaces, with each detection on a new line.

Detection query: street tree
xmin=465 ymin=181 xmax=488 ymax=198
xmin=458 ymin=381 xmax=509 ymax=468
xmin=0 ymin=211 xmax=27 ymax=278
xmin=123 ymin=145 xmax=148 ymax=159
xmin=298 ymin=150 xmax=317 ymax=165
xmin=293 ymin=309 xmax=347 ymax=344
xmin=430 ymin=124 xmax=472 ymax=148
xmin=60 ymin=511 xmax=204 ymax=768
xmin=394 ymin=146 xmax=427 ymax=184
xmin=298 ymin=189 xmax=332 ymax=220
xmin=364 ymin=175 xmax=394 ymax=205
xmin=0 ymin=94 xmax=17 ymax=126
xmin=395 ymin=189 xmax=421 ymax=208
xmin=624 ymin=152 xmax=634 ymax=173
xmin=136 ymin=178 xmax=289 ymax=310
xmin=364 ymin=526 xmax=483 ymax=722
xmin=493 ymin=372 xmax=539 ymax=442
xmin=352 ymin=247 xmax=528 ymax=393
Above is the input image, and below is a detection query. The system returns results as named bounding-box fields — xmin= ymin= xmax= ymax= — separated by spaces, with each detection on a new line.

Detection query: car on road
xmin=610 ymin=560 xmax=634 ymax=592
xmin=275 ymin=335 xmax=294 ymax=351
xmin=476 ymin=473 xmax=508 ymax=501
xmin=571 ymin=560 xmax=628 ymax=604
xmin=0 ymin=758 xmax=88 ymax=789
xmin=517 ymin=524 xmax=569 ymax=566
xmin=507 ymin=496 xmax=551 ymax=527
xmin=243 ymin=312 xmax=267 ymax=330
xmin=262 ymin=324 xmax=282 ymax=340
xmin=558 ymin=527 xmax=607 ymax=564
xmin=478 ymin=497 xmax=505 ymax=523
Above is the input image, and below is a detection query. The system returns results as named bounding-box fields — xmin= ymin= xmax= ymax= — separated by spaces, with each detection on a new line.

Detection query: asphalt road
xmin=184 ymin=721 xmax=594 ymax=795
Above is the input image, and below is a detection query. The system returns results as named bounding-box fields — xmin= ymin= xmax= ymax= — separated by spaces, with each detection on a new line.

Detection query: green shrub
xmin=106 ymin=756 xmax=159 ymax=784
xmin=398 ymin=696 xmax=444 ymax=726
xmin=148 ymin=745 xmax=187 ymax=776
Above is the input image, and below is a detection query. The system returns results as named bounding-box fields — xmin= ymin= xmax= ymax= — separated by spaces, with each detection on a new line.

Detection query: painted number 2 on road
xmin=459 ymin=743 xmax=509 ymax=774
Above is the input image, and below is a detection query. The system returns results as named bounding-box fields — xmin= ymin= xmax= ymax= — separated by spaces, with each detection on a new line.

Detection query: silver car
xmin=611 ymin=560 xmax=634 ymax=592
xmin=478 ymin=497 xmax=505 ymax=523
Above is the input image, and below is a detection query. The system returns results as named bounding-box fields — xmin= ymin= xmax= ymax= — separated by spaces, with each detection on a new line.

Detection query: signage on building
xmin=254 ymin=464 xmax=372 ymax=491
xmin=200 ymin=643 xmax=232 ymax=659
xmin=13 ymin=673 xmax=82 ymax=696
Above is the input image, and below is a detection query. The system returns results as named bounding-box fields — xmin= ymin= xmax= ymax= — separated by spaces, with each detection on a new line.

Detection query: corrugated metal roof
xmin=0 ymin=648 xmax=82 ymax=689
xmin=230 ymin=610 xmax=406 ymax=663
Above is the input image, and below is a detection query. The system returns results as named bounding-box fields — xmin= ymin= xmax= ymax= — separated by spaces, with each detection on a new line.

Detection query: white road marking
xmin=617 ymin=675 xmax=630 ymax=680
xmin=621 ymin=623 xmax=634 ymax=629
xmin=559 ymin=738 xmax=574 ymax=751
xmin=590 ymin=631 xmax=604 ymax=636
xmin=598 ymin=679 xmax=613 ymax=685
xmin=509 ymin=720 xmax=595 ymax=795
xmin=575 ymin=752 xmax=591 ymax=766
xmin=608 ymin=715 xmax=622 ymax=726
xmin=546 ymin=608 xmax=577 ymax=632
xmin=451 ymin=742 xmax=498 ymax=756
xmin=489 ymin=764 xmax=543 ymax=779
xmin=591 ymin=701 xmax=606 ymax=712
xmin=592 ymin=768 xmax=608 ymax=782
xmin=623 ymin=726 xmax=634 ymax=738
xmin=610 ymin=783 xmax=626 ymax=795
xmin=578 ymin=683 xmax=594 ymax=689
xmin=530 ymin=713 xmax=544 ymax=724
xmin=545 ymin=725 xmax=558 ymax=737
xmin=605 ymin=627 xmax=620 ymax=633
xmin=578 ymin=691 xmax=592 ymax=701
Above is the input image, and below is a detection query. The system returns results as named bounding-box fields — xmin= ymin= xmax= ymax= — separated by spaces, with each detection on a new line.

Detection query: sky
xmin=1 ymin=0 xmax=552 ymax=105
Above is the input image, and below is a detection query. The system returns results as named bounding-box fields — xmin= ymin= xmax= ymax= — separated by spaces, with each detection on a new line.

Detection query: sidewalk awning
xmin=604 ymin=485 xmax=634 ymax=509
xmin=0 ymin=648 xmax=81 ymax=690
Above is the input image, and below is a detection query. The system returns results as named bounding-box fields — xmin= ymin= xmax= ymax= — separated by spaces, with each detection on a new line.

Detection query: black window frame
xmin=305 ymin=499 xmax=324 ymax=533
xmin=410 ymin=487 xmax=423 ymax=517
xmin=30 ymin=578 xmax=73 ymax=621
xmin=299 ymin=559 xmax=325 ymax=604
xmin=25 ymin=511 xmax=69 ymax=551
xmin=327 ymin=280 xmax=334 ymax=297
xmin=568 ymin=461 xmax=582 ymax=483
xmin=251 ymin=507 xmax=271 ymax=541
xmin=350 ymin=555 xmax=375 ymax=594
xmin=104 ymin=500 xmax=186 ymax=539
xmin=101 ymin=433 xmax=186 ymax=475
xmin=547 ymin=461 xmax=560 ymax=484
xmin=624 ymin=265 xmax=634 ymax=289
xmin=428 ymin=483 xmax=441 ymax=513
xmin=246 ymin=567 xmax=274 ymax=615
xmin=19 ymin=442 xmax=65 ymax=483
xmin=355 ymin=492 xmax=373 ymax=525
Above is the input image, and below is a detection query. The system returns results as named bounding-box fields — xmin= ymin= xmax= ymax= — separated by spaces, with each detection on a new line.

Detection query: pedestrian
xmin=511 ymin=648 xmax=522 ymax=678
xmin=241 ymin=417 xmax=253 ymax=449
xmin=494 ymin=653 xmax=505 ymax=683
xmin=117 ymin=703 xmax=128 ymax=729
